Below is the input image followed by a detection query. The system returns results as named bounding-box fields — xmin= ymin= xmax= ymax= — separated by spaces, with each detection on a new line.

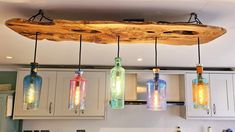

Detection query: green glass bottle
xmin=110 ymin=57 xmax=125 ymax=109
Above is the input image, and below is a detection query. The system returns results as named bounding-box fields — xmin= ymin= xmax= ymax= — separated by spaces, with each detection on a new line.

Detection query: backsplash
xmin=23 ymin=106 xmax=235 ymax=132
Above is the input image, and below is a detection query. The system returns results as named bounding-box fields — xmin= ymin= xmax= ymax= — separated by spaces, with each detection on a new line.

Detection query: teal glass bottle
xmin=23 ymin=63 xmax=42 ymax=110
xmin=110 ymin=57 xmax=125 ymax=109
xmin=192 ymin=65 xmax=209 ymax=110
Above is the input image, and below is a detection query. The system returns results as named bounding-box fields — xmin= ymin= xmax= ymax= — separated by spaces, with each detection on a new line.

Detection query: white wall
xmin=23 ymin=106 xmax=235 ymax=132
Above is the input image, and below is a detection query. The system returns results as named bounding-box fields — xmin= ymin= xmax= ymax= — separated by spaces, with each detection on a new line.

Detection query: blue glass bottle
xmin=23 ymin=63 xmax=42 ymax=110
xmin=146 ymin=68 xmax=167 ymax=111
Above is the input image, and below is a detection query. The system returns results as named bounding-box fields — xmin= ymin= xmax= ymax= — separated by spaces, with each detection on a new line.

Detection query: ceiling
xmin=0 ymin=0 xmax=235 ymax=67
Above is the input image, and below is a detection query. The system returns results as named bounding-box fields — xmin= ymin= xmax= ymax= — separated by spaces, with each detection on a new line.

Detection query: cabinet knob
xmin=49 ymin=102 xmax=52 ymax=114
xmin=81 ymin=110 xmax=84 ymax=114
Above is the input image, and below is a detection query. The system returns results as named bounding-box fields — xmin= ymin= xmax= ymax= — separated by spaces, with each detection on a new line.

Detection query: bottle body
xmin=192 ymin=74 xmax=209 ymax=110
xmin=146 ymin=78 xmax=167 ymax=111
xmin=23 ymin=74 xmax=42 ymax=110
xmin=69 ymin=71 xmax=86 ymax=110
xmin=110 ymin=57 xmax=125 ymax=109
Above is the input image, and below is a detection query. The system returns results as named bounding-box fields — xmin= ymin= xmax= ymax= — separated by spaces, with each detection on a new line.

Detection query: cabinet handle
xmin=49 ymin=102 xmax=52 ymax=114
xmin=213 ymin=104 xmax=216 ymax=115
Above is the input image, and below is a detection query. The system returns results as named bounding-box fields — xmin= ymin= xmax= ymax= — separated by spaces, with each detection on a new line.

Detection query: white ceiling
xmin=0 ymin=0 xmax=235 ymax=67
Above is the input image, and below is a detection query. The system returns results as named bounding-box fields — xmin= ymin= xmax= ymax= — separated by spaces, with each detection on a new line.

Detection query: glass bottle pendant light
xmin=23 ymin=32 xmax=42 ymax=110
xmin=69 ymin=35 xmax=86 ymax=111
xmin=146 ymin=37 xmax=167 ymax=111
xmin=110 ymin=36 xmax=125 ymax=109
xmin=192 ymin=37 xmax=209 ymax=110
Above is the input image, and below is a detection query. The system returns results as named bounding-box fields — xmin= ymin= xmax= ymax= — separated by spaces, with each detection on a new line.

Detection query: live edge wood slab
xmin=5 ymin=18 xmax=226 ymax=45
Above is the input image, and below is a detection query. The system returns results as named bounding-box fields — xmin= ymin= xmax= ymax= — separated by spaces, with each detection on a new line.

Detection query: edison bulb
xmin=26 ymin=83 xmax=36 ymax=104
xmin=192 ymin=78 xmax=209 ymax=109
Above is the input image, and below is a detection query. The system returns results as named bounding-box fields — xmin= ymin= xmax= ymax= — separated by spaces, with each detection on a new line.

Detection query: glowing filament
xmin=116 ymin=76 xmax=121 ymax=95
xmin=198 ymin=84 xmax=204 ymax=104
xmin=75 ymin=86 xmax=80 ymax=106
xmin=153 ymin=90 xmax=160 ymax=107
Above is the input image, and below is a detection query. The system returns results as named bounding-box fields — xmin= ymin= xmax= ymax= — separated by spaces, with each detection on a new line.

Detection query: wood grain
xmin=5 ymin=18 xmax=226 ymax=45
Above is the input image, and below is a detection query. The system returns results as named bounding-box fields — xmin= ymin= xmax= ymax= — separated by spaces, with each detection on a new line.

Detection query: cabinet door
xmin=55 ymin=71 xmax=106 ymax=117
xmin=54 ymin=72 xmax=79 ymax=116
xmin=210 ymin=74 xmax=235 ymax=117
xmin=185 ymin=73 xmax=211 ymax=117
xmin=79 ymin=72 xmax=106 ymax=117
xmin=14 ymin=70 xmax=56 ymax=117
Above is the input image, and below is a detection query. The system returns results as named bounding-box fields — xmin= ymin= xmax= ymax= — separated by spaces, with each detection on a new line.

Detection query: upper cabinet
xmin=183 ymin=72 xmax=235 ymax=119
xmin=14 ymin=70 xmax=57 ymax=118
xmin=14 ymin=69 xmax=106 ymax=119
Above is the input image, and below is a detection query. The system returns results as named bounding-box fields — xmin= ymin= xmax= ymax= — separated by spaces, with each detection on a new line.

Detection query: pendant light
xmin=110 ymin=36 xmax=125 ymax=109
xmin=192 ymin=37 xmax=209 ymax=110
xmin=146 ymin=37 xmax=167 ymax=111
xmin=23 ymin=32 xmax=42 ymax=110
xmin=69 ymin=35 xmax=86 ymax=112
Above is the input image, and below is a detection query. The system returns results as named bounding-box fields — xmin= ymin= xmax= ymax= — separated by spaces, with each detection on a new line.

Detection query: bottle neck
xmin=75 ymin=70 xmax=83 ymax=77
xmin=197 ymin=73 xmax=203 ymax=83
xmin=30 ymin=62 xmax=38 ymax=76
xmin=115 ymin=57 xmax=122 ymax=67
xmin=154 ymin=72 xmax=159 ymax=82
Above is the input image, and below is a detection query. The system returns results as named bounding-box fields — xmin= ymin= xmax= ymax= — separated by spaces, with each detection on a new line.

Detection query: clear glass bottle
xmin=192 ymin=65 xmax=209 ymax=110
xmin=23 ymin=63 xmax=42 ymax=110
xmin=69 ymin=70 xmax=86 ymax=111
xmin=146 ymin=68 xmax=167 ymax=111
xmin=110 ymin=57 xmax=125 ymax=109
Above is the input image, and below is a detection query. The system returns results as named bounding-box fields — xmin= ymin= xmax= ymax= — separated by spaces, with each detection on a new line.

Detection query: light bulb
xmin=26 ymin=83 xmax=36 ymax=104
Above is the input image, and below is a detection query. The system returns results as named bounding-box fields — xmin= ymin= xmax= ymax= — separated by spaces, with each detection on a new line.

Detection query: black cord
xmin=78 ymin=35 xmax=82 ymax=71
xmin=198 ymin=37 xmax=201 ymax=64
xmin=33 ymin=32 xmax=39 ymax=63
xmin=117 ymin=36 xmax=120 ymax=58
xmin=155 ymin=37 xmax=158 ymax=67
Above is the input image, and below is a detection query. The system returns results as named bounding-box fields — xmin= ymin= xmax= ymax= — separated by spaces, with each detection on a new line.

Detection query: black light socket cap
xmin=77 ymin=130 xmax=85 ymax=132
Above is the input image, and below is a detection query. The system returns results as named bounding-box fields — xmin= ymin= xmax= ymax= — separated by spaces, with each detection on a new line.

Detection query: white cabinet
xmin=184 ymin=73 xmax=235 ymax=119
xmin=210 ymin=74 xmax=235 ymax=117
xmin=14 ymin=70 xmax=57 ymax=118
xmin=185 ymin=73 xmax=211 ymax=117
xmin=55 ymin=71 xmax=106 ymax=118
xmin=14 ymin=69 xmax=106 ymax=119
